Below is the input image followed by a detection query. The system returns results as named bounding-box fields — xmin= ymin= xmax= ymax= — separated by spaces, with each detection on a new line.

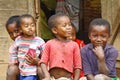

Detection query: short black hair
xmin=48 ymin=13 xmax=69 ymax=29
xmin=18 ymin=14 xmax=35 ymax=27
xmin=89 ymin=18 xmax=110 ymax=35
xmin=6 ymin=15 xmax=20 ymax=29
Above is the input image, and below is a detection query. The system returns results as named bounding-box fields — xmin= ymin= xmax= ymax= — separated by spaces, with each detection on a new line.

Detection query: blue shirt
xmin=81 ymin=43 xmax=118 ymax=77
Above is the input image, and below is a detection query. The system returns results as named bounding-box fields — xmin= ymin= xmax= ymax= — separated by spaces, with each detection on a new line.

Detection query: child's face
xmin=7 ymin=22 xmax=22 ymax=41
xmin=20 ymin=17 xmax=36 ymax=38
xmin=89 ymin=25 xmax=110 ymax=48
xmin=68 ymin=27 xmax=76 ymax=41
xmin=53 ymin=16 xmax=72 ymax=40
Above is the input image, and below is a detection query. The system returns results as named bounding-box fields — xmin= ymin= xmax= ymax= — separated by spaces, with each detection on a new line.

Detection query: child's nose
xmin=96 ymin=36 xmax=102 ymax=41
xmin=28 ymin=25 xmax=32 ymax=29
xmin=67 ymin=25 xmax=72 ymax=30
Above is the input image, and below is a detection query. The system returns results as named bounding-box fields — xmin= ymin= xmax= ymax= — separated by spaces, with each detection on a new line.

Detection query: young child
xmin=6 ymin=15 xmax=21 ymax=80
xmin=9 ymin=14 xmax=45 ymax=80
xmin=40 ymin=14 xmax=82 ymax=80
xmin=70 ymin=23 xmax=85 ymax=50
xmin=81 ymin=18 xmax=118 ymax=80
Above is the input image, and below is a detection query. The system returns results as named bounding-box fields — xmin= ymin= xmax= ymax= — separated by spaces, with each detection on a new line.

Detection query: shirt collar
xmin=88 ymin=43 xmax=112 ymax=51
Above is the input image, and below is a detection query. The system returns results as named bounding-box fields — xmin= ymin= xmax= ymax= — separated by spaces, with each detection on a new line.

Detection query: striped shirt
xmin=9 ymin=36 xmax=45 ymax=76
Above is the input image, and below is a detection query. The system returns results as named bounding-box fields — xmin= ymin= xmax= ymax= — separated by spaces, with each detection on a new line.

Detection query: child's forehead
xmin=7 ymin=22 xmax=17 ymax=28
xmin=21 ymin=17 xmax=35 ymax=23
xmin=90 ymin=25 xmax=109 ymax=33
xmin=7 ymin=24 xmax=19 ymax=32
xmin=91 ymin=25 xmax=108 ymax=30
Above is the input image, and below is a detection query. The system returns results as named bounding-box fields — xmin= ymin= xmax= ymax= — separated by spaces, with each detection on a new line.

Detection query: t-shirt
xmin=9 ymin=36 xmax=45 ymax=76
xmin=81 ymin=43 xmax=118 ymax=77
xmin=75 ymin=39 xmax=85 ymax=49
xmin=40 ymin=39 xmax=82 ymax=73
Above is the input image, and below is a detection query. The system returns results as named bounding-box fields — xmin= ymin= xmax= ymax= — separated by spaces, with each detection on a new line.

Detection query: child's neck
xmin=22 ymin=35 xmax=35 ymax=40
xmin=55 ymin=36 xmax=70 ymax=42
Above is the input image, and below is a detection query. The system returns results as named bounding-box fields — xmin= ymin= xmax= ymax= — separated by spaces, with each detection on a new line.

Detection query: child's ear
xmin=51 ymin=27 xmax=57 ymax=34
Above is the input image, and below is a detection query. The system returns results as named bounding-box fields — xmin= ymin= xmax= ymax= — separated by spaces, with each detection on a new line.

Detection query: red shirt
xmin=75 ymin=39 xmax=85 ymax=49
xmin=40 ymin=39 xmax=82 ymax=73
xmin=75 ymin=39 xmax=85 ymax=77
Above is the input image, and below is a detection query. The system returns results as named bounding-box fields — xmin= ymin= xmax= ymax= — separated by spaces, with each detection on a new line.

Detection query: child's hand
xmin=93 ymin=46 xmax=105 ymax=60
xmin=25 ymin=55 xmax=40 ymax=65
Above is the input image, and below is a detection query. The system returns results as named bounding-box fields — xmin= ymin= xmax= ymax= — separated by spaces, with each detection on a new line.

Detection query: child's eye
xmin=68 ymin=23 xmax=72 ymax=26
xmin=9 ymin=32 xmax=13 ymax=35
xmin=24 ymin=25 xmax=28 ymax=28
xmin=31 ymin=24 xmax=35 ymax=27
xmin=92 ymin=35 xmax=97 ymax=38
xmin=62 ymin=24 xmax=66 ymax=27
xmin=15 ymin=30 xmax=19 ymax=33
xmin=101 ymin=35 xmax=107 ymax=38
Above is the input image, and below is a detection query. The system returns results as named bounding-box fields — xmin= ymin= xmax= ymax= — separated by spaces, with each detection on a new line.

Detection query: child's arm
xmin=41 ymin=63 xmax=50 ymax=80
xmin=93 ymin=46 xmax=109 ymax=75
xmin=81 ymin=46 xmax=96 ymax=80
xmin=9 ymin=42 xmax=18 ymax=65
xmin=74 ymin=68 xmax=80 ymax=80
xmin=73 ymin=43 xmax=82 ymax=80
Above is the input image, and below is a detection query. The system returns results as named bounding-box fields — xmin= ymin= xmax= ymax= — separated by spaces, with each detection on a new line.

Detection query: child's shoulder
xmin=45 ymin=39 xmax=56 ymax=43
xmin=105 ymin=44 xmax=118 ymax=52
xmin=81 ymin=43 xmax=118 ymax=52
xmin=34 ymin=36 xmax=43 ymax=40
xmin=15 ymin=36 xmax=22 ymax=41
xmin=34 ymin=36 xmax=45 ymax=42
xmin=82 ymin=43 xmax=92 ymax=49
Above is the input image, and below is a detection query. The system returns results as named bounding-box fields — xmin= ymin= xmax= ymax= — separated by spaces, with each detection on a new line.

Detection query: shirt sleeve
xmin=39 ymin=39 xmax=45 ymax=51
xmin=40 ymin=42 xmax=50 ymax=65
xmin=81 ymin=47 xmax=92 ymax=75
xmin=106 ymin=47 xmax=118 ymax=72
xmin=38 ymin=39 xmax=45 ymax=58
xmin=73 ymin=43 xmax=82 ymax=69
xmin=9 ymin=41 xmax=18 ymax=63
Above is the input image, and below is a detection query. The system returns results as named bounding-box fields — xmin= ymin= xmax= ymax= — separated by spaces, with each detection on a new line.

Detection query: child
xmin=6 ymin=15 xmax=21 ymax=80
xmin=9 ymin=14 xmax=45 ymax=80
xmin=81 ymin=18 xmax=118 ymax=80
xmin=40 ymin=14 xmax=82 ymax=80
xmin=70 ymin=23 xmax=85 ymax=50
